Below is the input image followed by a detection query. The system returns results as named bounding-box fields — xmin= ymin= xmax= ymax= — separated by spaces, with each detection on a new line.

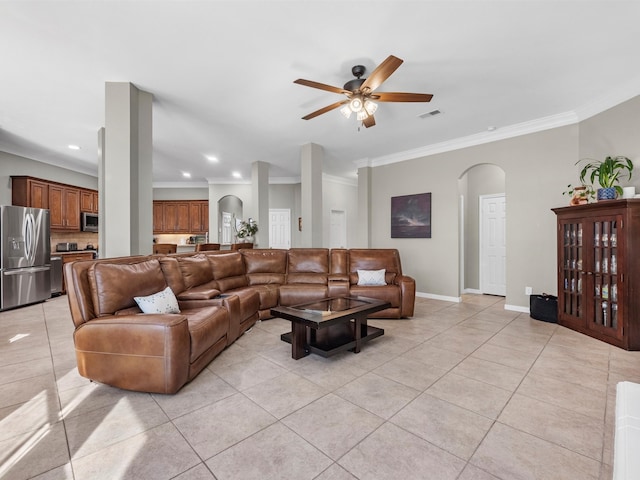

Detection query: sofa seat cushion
xmin=221 ymin=287 xmax=260 ymax=322
xmin=279 ymin=284 xmax=329 ymax=306
xmin=349 ymin=285 xmax=401 ymax=308
xmin=244 ymin=284 xmax=280 ymax=310
xmin=185 ymin=306 xmax=229 ymax=363
xmin=89 ymin=258 xmax=167 ymax=316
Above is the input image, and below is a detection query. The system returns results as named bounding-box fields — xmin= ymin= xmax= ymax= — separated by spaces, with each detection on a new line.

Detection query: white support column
xmin=102 ymin=82 xmax=153 ymax=258
xmin=301 ymin=143 xmax=323 ymax=247
xmin=357 ymin=166 xmax=372 ymax=248
xmin=252 ymin=161 xmax=269 ymax=247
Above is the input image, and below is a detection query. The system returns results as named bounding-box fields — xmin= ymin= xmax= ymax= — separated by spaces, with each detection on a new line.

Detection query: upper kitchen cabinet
xmin=153 ymin=200 xmax=209 ymax=234
xmin=190 ymin=201 xmax=209 ymax=233
xmin=12 ymin=176 xmax=97 ymax=232
xmin=49 ymin=184 xmax=80 ymax=231
xmin=80 ymin=190 xmax=99 ymax=213
xmin=11 ymin=176 xmax=49 ymax=209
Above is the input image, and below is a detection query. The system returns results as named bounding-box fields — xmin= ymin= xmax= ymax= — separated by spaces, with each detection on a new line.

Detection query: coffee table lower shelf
xmin=280 ymin=322 xmax=384 ymax=358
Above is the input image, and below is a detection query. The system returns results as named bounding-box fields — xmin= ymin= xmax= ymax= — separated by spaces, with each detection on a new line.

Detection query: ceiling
xmin=2 ymin=1 xmax=640 ymax=186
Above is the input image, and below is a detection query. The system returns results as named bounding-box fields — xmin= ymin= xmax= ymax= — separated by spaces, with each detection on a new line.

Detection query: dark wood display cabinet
xmin=553 ymin=199 xmax=640 ymax=350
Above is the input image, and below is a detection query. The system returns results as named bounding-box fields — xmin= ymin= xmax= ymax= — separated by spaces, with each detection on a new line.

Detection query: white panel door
xmin=480 ymin=194 xmax=506 ymax=296
xmin=330 ymin=209 xmax=347 ymax=248
xmin=221 ymin=211 xmax=233 ymax=245
xmin=269 ymin=209 xmax=290 ymax=249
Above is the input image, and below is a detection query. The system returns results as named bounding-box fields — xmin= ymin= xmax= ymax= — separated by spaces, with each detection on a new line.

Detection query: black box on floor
xmin=529 ymin=294 xmax=558 ymax=323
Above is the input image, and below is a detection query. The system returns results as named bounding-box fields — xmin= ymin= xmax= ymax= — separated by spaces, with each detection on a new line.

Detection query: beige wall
xmin=370 ymin=125 xmax=578 ymax=306
xmin=0 ymin=151 xmax=98 ymax=205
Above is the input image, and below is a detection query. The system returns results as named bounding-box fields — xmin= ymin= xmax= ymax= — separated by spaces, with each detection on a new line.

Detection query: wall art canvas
xmin=391 ymin=193 xmax=431 ymax=238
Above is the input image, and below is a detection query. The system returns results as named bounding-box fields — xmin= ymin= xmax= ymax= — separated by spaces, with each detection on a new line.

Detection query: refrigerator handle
xmin=24 ymin=213 xmax=34 ymax=262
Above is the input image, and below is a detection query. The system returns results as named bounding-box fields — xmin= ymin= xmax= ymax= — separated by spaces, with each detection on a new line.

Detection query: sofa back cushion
xmin=177 ymin=254 xmax=214 ymax=289
xmin=158 ymin=256 xmax=186 ymax=294
xmin=242 ymin=249 xmax=287 ymax=285
xmin=348 ymin=249 xmax=400 ymax=285
xmin=88 ymin=258 xmax=167 ymax=316
xmin=330 ymin=249 xmax=349 ymax=275
xmin=208 ymin=252 xmax=248 ymax=292
xmin=288 ymin=248 xmax=329 ymax=273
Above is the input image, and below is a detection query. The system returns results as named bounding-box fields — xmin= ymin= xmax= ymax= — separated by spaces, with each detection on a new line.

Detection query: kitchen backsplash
xmin=50 ymin=232 xmax=98 ymax=251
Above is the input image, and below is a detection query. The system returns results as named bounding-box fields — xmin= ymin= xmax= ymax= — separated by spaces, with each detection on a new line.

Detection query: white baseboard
xmin=416 ymin=292 xmax=462 ymax=303
xmin=505 ymin=304 xmax=530 ymax=313
xmin=463 ymin=288 xmax=482 ymax=294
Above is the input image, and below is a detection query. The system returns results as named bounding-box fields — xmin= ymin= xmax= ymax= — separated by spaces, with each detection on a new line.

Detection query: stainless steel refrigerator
xmin=0 ymin=205 xmax=51 ymax=311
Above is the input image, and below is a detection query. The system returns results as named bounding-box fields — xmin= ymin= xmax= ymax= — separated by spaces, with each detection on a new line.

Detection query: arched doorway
xmin=218 ymin=195 xmax=243 ymax=246
xmin=458 ymin=164 xmax=506 ymax=295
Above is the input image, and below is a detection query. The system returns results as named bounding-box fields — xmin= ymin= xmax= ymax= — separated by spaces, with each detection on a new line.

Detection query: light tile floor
xmin=1 ymin=294 xmax=638 ymax=479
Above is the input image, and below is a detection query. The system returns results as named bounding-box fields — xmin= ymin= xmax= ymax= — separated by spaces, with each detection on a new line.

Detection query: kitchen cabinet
xmin=189 ymin=201 xmax=209 ymax=233
xmin=49 ymin=184 xmax=80 ymax=231
xmin=553 ymin=199 xmax=640 ymax=350
xmin=12 ymin=176 xmax=98 ymax=231
xmin=153 ymin=200 xmax=208 ymax=234
xmin=80 ymin=190 xmax=99 ymax=213
xmin=59 ymin=251 xmax=95 ymax=294
xmin=11 ymin=176 xmax=49 ymax=209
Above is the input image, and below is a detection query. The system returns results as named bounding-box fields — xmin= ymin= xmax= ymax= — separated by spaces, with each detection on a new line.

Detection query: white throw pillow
xmin=357 ymin=269 xmax=386 ymax=286
xmin=134 ymin=286 xmax=180 ymax=314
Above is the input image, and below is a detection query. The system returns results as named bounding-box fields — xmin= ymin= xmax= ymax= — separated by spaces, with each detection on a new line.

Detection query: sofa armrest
xmin=396 ymin=275 xmax=416 ymax=317
xmin=73 ymin=314 xmax=191 ymax=393
xmin=177 ymin=287 xmax=222 ymax=300
xmin=329 ymin=274 xmax=349 ymax=282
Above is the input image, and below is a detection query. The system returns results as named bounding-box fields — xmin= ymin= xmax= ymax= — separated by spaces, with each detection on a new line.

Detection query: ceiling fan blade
xmin=294 ymin=79 xmax=350 ymax=95
xmin=360 ymin=55 xmax=403 ymax=93
xmin=302 ymin=100 xmax=349 ymax=120
xmin=363 ymin=114 xmax=376 ymax=128
xmin=374 ymin=92 xmax=433 ymax=102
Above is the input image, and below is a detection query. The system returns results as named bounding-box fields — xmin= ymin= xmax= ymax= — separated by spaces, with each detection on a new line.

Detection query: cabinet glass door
xmin=560 ymin=221 xmax=584 ymax=322
xmin=589 ymin=216 xmax=623 ymax=339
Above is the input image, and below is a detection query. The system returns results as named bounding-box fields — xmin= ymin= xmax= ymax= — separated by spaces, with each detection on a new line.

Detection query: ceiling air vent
xmin=418 ymin=109 xmax=441 ymax=119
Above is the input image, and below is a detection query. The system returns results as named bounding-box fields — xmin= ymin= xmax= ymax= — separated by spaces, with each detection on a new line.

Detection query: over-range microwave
xmin=81 ymin=212 xmax=99 ymax=232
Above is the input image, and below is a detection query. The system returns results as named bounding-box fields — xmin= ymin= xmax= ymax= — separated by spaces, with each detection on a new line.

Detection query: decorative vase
xmin=597 ymin=187 xmax=617 ymax=201
xmin=570 ymin=186 xmax=589 ymax=206
xmin=243 ymin=236 xmax=254 ymax=243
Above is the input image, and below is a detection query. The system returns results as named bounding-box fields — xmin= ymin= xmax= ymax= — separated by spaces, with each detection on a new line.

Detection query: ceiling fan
xmin=294 ymin=55 xmax=433 ymax=128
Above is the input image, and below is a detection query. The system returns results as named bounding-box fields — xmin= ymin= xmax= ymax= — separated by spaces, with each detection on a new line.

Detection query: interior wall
xmin=370 ymin=125 xmax=578 ymax=307
xmin=460 ymin=164 xmax=506 ymax=291
xmin=0 ymin=151 xmax=98 ymax=205
xmin=578 ymin=94 xmax=640 ymax=192
xmin=153 ymin=187 xmax=208 ymax=200
xmin=269 ymin=183 xmax=302 ymax=248
xmin=322 ymin=178 xmax=358 ymax=248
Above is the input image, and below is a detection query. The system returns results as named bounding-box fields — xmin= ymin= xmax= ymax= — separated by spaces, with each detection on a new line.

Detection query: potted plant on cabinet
xmin=577 ymin=155 xmax=634 ymax=201
xmin=563 ymin=183 xmax=595 ymax=205
xmin=236 ymin=218 xmax=258 ymax=243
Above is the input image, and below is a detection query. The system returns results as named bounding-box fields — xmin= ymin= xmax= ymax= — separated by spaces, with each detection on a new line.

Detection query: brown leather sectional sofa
xmin=64 ymin=248 xmax=415 ymax=394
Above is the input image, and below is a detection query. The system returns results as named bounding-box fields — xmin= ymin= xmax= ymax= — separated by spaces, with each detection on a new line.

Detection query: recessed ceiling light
xmin=68 ymin=144 xmax=81 ymax=150
xmin=205 ymin=155 xmax=218 ymax=162
xmin=232 ymin=171 xmax=242 ymax=178
xmin=182 ymin=172 xmax=191 ymax=178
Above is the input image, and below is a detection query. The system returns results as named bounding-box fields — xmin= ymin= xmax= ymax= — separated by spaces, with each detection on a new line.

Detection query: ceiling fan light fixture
xmin=349 ymin=96 xmax=364 ymax=113
xmin=364 ymin=100 xmax=378 ymax=115
xmin=340 ymin=105 xmax=352 ymax=119
xmin=356 ymin=109 xmax=370 ymax=121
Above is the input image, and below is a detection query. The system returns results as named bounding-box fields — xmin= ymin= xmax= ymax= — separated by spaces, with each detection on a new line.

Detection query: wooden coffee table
xmin=271 ymin=296 xmax=390 ymax=359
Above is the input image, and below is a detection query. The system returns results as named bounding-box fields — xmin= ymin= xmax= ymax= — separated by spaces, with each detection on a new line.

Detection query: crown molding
xmin=153 ymin=181 xmax=209 ymax=189
xmin=363 ymin=111 xmax=580 ymax=168
xmin=573 ymin=76 xmax=640 ymax=122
